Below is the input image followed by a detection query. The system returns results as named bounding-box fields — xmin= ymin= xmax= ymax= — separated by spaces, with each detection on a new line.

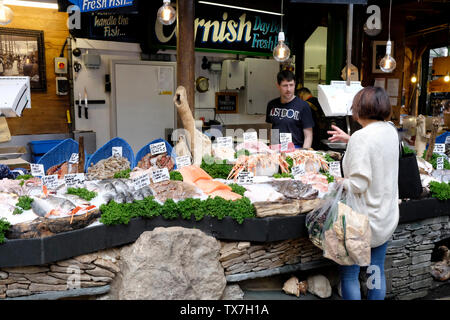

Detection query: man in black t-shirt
xmin=266 ymin=70 xmax=314 ymax=149
xmin=298 ymin=87 xmax=326 ymax=150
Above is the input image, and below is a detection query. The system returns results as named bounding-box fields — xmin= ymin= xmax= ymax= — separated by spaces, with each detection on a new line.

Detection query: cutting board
xmin=0 ymin=117 xmax=11 ymax=142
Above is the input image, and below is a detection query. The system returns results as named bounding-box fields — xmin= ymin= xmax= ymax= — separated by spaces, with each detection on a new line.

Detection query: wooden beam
xmin=176 ymin=0 xmax=195 ymax=127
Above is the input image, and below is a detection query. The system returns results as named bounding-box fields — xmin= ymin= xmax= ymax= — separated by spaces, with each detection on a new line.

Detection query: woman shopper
xmin=327 ymin=86 xmax=399 ymax=300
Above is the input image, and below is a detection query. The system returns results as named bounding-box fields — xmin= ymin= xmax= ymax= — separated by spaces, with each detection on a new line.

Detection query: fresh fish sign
xmin=68 ymin=0 xmax=134 ymax=13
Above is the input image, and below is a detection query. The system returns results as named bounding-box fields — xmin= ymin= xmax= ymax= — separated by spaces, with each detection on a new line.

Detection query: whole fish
xmin=268 ymin=180 xmax=319 ymax=200
xmin=31 ymin=196 xmax=76 ymax=218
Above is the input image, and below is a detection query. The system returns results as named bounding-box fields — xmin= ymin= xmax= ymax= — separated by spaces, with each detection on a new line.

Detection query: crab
xmin=227 ymin=153 xmax=290 ymax=180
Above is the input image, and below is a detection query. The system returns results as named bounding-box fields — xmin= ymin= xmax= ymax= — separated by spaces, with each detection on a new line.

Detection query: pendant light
xmin=379 ymin=0 xmax=396 ymax=72
xmin=410 ymin=74 xmax=417 ymax=83
xmin=273 ymin=0 xmax=290 ymax=62
xmin=157 ymin=0 xmax=176 ymax=26
xmin=444 ymin=72 xmax=450 ymax=83
xmin=0 ymin=0 xmax=13 ymax=26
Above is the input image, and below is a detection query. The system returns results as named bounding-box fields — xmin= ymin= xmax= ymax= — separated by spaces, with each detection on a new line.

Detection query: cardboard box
xmin=0 ymin=146 xmax=30 ymax=170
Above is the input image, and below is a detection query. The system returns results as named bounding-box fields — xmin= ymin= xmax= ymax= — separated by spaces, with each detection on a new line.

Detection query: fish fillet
xmin=209 ymin=190 xmax=242 ymax=201
xmin=195 ymin=179 xmax=231 ymax=194
xmin=178 ymin=165 xmax=212 ymax=184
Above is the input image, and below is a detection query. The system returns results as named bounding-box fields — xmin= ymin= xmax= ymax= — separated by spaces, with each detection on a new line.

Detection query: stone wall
xmin=385 ymin=216 xmax=450 ymax=300
xmin=219 ymin=238 xmax=323 ymax=276
xmin=0 ymin=249 xmax=120 ymax=299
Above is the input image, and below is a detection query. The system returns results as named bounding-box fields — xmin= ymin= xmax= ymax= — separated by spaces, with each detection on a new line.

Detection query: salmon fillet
xmin=178 ymin=165 xmax=212 ymax=184
xmin=195 ymin=179 xmax=232 ymax=194
xmin=209 ymin=190 xmax=242 ymax=201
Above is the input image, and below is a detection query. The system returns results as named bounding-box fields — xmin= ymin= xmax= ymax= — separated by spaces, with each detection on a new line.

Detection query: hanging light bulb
xmin=273 ymin=0 xmax=290 ymax=62
xmin=410 ymin=73 xmax=417 ymax=83
xmin=157 ymin=0 xmax=176 ymax=26
xmin=444 ymin=72 xmax=450 ymax=83
xmin=379 ymin=0 xmax=396 ymax=73
xmin=0 ymin=0 xmax=13 ymax=26
xmin=273 ymin=32 xmax=291 ymax=62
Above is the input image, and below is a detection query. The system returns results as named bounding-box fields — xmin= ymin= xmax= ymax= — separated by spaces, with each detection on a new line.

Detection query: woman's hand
xmin=327 ymin=125 xmax=350 ymax=143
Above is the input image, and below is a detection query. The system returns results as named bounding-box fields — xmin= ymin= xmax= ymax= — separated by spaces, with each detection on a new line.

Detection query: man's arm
xmin=302 ymin=128 xmax=313 ymax=149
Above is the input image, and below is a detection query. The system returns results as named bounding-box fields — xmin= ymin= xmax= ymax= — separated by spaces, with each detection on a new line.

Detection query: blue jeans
xmin=339 ymin=242 xmax=388 ymax=300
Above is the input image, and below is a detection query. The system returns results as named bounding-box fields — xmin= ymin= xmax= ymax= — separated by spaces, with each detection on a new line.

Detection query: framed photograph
xmin=0 ymin=28 xmax=46 ymax=91
xmin=372 ymin=40 xmax=394 ymax=74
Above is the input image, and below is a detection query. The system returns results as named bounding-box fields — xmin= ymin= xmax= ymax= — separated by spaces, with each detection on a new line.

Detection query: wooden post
xmin=176 ymin=0 xmax=195 ymax=127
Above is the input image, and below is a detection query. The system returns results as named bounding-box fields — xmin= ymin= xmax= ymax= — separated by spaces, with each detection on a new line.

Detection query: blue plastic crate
xmin=29 ymin=140 xmax=64 ymax=155
xmin=436 ymin=131 xmax=449 ymax=144
xmin=36 ymin=139 xmax=81 ymax=173
xmin=134 ymin=138 xmax=177 ymax=170
xmin=85 ymin=137 xmax=135 ymax=173
xmin=32 ymin=154 xmax=43 ymax=163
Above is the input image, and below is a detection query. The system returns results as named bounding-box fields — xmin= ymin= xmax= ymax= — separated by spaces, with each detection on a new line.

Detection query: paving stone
xmin=412 ymin=228 xmax=431 ymax=236
xmin=387 ymin=239 xmax=410 ymax=248
xmin=392 ymin=257 xmax=412 ymax=268
xmin=24 ymin=274 xmax=66 ymax=285
xmin=0 ymin=272 xmax=8 ymax=280
xmin=405 ymin=223 xmax=424 ymax=231
xmin=410 ymin=250 xmax=433 ymax=256
xmin=392 ymin=279 xmax=410 ymax=288
xmin=48 ymin=272 xmax=91 ymax=281
xmin=411 ymin=254 xmax=431 ymax=265
xmin=7 ymin=283 xmax=29 ymax=290
xmin=29 ymin=283 xmax=67 ymax=292
xmin=424 ymin=231 xmax=441 ymax=239
xmin=6 ymin=289 xmax=31 ymax=298
xmin=430 ymin=224 xmax=442 ymax=231
xmin=409 ymin=278 xmax=433 ymax=290
xmin=2 ymin=266 xmax=49 ymax=274
xmin=93 ymin=259 xmax=120 ymax=274
xmin=409 ymin=261 xmax=431 ymax=270
xmin=411 ymin=244 xmax=435 ymax=251
xmin=396 ymin=290 xmax=428 ymax=300
xmin=56 ymin=259 xmax=96 ymax=270
xmin=84 ymin=267 xmax=115 ymax=278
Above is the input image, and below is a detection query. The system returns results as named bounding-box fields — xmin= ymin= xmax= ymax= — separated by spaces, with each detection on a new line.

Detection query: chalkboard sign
xmin=216 ymin=92 xmax=238 ymax=114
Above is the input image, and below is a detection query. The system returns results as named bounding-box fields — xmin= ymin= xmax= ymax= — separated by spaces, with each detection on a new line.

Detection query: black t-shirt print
xmin=266 ymin=96 xmax=315 ymax=147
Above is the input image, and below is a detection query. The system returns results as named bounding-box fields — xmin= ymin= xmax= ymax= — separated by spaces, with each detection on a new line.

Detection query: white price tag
xmin=31 ymin=164 xmax=45 ymax=177
xmin=237 ymin=171 xmax=254 ymax=184
xmin=112 ymin=147 xmax=123 ymax=157
xmin=437 ymin=157 xmax=444 ymax=170
xmin=176 ymin=155 xmax=191 ymax=168
xmin=133 ymin=174 xmax=151 ymax=190
xmin=217 ymin=136 xmax=233 ymax=149
xmin=434 ymin=144 xmax=445 ymax=154
xmin=150 ymin=142 xmax=167 ymax=156
xmin=280 ymin=142 xmax=289 ymax=152
xmin=446 ymin=136 xmax=450 ymax=144
xmin=68 ymin=153 xmax=79 ymax=164
xmin=292 ymin=164 xmax=306 ymax=177
xmin=280 ymin=133 xmax=292 ymax=144
xmin=42 ymin=175 xmax=59 ymax=190
xmin=152 ymin=168 xmax=170 ymax=183
xmin=329 ymin=161 xmax=342 ymax=177
xmin=243 ymin=132 xmax=257 ymax=143
xmin=64 ymin=173 xmax=86 ymax=187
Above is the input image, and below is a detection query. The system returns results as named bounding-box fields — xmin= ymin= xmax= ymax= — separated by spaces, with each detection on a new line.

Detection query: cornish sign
xmin=150 ymin=3 xmax=287 ymax=55
xmin=68 ymin=0 xmax=134 ymax=13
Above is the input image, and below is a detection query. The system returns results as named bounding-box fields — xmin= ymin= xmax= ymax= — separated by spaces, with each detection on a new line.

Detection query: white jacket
xmin=342 ymin=121 xmax=399 ymax=247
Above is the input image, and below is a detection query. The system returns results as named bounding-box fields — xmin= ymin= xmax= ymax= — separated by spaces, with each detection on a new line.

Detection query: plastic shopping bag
xmin=306 ymin=183 xmax=372 ymax=266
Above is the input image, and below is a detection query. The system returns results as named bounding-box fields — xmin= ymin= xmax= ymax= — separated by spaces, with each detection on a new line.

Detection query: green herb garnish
xmin=285 ymin=156 xmax=294 ymax=170
xmin=0 ymin=218 xmax=11 ymax=244
xmin=234 ymin=149 xmax=250 ymax=158
xmin=229 ymin=183 xmax=247 ymax=196
xmin=16 ymin=196 xmax=34 ymax=210
xmin=320 ymin=170 xmax=335 ymax=183
xmin=15 ymin=174 xmax=33 ymax=181
xmin=422 ymin=150 xmax=450 ymax=170
xmin=429 ymin=181 xmax=450 ymax=200
xmin=99 ymin=196 xmax=255 ymax=226
xmin=200 ymin=156 xmax=233 ymax=179
xmin=403 ymin=146 xmax=416 ymax=155
xmin=113 ymin=169 xmax=131 ymax=179
xmin=13 ymin=208 xmax=23 ymax=215
xmin=170 ymin=171 xmax=183 ymax=181
xmin=273 ymin=172 xmax=294 ymax=179
xmin=67 ymin=187 xmax=97 ymax=201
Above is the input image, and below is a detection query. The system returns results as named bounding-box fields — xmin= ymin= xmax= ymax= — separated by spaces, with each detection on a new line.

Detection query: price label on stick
xmin=280 ymin=133 xmax=292 ymax=144
xmin=437 ymin=157 xmax=444 ymax=170
xmin=30 ymin=164 xmax=45 ymax=177
xmin=292 ymin=164 xmax=306 ymax=177
xmin=42 ymin=175 xmax=59 ymax=190
xmin=112 ymin=147 xmax=122 ymax=157
xmin=434 ymin=144 xmax=445 ymax=154
xmin=280 ymin=141 xmax=289 ymax=152
xmin=237 ymin=171 xmax=254 ymax=184
xmin=243 ymin=132 xmax=257 ymax=143
xmin=329 ymin=161 xmax=342 ymax=177
xmin=64 ymin=173 xmax=86 ymax=188
xmin=68 ymin=153 xmax=79 ymax=164
xmin=150 ymin=142 xmax=167 ymax=156
xmin=152 ymin=168 xmax=170 ymax=183
xmin=176 ymin=155 xmax=191 ymax=168
xmin=133 ymin=174 xmax=150 ymax=190
xmin=217 ymin=137 xmax=233 ymax=149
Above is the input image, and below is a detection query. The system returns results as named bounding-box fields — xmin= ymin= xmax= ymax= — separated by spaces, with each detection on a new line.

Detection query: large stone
xmin=50 ymin=265 xmax=85 ymax=274
xmin=74 ymin=253 xmax=98 ymax=264
xmin=7 ymin=283 xmax=29 ymax=290
xmin=85 ymin=267 xmax=115 ymax=278
xmin=0 ymin=284 xmax=6 ymax=293
xmin=56 ymin=259 xmax=96 ymax=270
xmin=411 ymin=254 xmax=431 ymax=265
xmin=307 ymin=274 xmax=332 ymax=299
xmin=48 ymin=272 xmax=91 ymax=281
xmin=93 ymin=259 xmax=120 ymax=274
xmin=108 ymin=227 xmax=226 ymax=300
xmin=29 ymin=283 xmax=67 ymax=292
xmin=80 ymin=281 xmax=108 ymax=288
xmin=0 ymin=271 xmax=8 ymax=280
xmin=24 ymin=274 xmax=66 ymax=285
xmin=2 ymin=266 xmax=49 ymax=274
xmin=219 ymin=248 xmax=245 ymax=262
xmin=221 ymin=285 xmax=244 ymax=300
xmin=6 ymin=289 xmax=31 ymax=297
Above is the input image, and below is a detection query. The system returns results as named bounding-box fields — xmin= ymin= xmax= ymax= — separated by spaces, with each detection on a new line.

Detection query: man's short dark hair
xmin=277 ymin=70 xmax=295 ymax=85
xmin=351 ymin=86 xmax=391 ymax=121
xmin=298 ymin=87 xmax=311 ymax=95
